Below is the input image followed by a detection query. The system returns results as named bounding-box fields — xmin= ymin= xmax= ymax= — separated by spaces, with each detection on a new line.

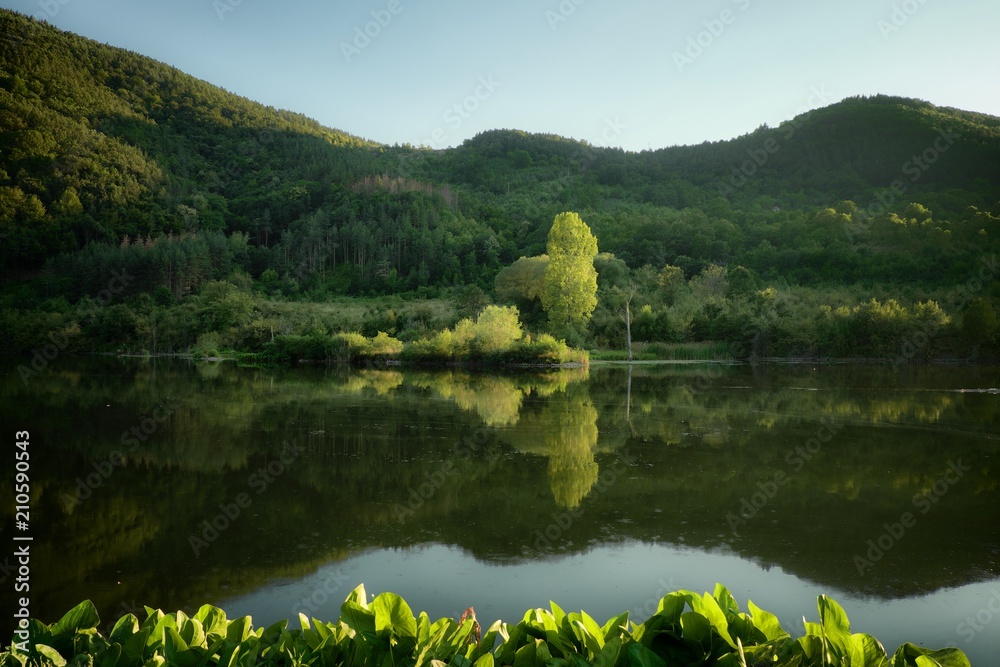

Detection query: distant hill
xmin=2 ymin=9 xmax=999 ymax=292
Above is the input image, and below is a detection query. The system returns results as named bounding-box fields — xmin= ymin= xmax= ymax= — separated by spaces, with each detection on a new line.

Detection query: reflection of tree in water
xmin=408 ymin=372 xmax=524 ymax=426
xmin=9 ymin=359 xmax=999 ymax=620
xmin=404 ymin=369 xmax=601 ymax=505
xmin=449 ymin=377 xmax=525 ymax=427
xmin=546 ymin=403 xmax=599 ymax=509
xmin=504 ymin=386 xmax=600 ymax=509
xmin=341 ymin=370 xmax=405 ymax=396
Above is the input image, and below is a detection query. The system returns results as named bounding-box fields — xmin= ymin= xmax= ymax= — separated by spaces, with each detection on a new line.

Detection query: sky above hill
xmin=6 ymin=0 xmax=999 ymax=151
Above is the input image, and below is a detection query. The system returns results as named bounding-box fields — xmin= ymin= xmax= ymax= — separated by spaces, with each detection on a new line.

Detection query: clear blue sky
xmin=6 ymin=0 xmax=999 ymax=151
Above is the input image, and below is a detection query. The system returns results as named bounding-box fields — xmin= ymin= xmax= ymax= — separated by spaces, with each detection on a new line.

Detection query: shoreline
xmin=98 ymin=352 xmax=999 ymax=368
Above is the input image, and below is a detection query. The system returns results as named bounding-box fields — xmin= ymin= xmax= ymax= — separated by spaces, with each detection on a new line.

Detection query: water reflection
xmin=0 ymin=358 xmax=997 ymax=662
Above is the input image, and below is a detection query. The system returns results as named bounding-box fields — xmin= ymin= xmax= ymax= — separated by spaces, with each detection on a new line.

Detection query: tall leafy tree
xmin=542 ymin=212 xmax=598 ymax=332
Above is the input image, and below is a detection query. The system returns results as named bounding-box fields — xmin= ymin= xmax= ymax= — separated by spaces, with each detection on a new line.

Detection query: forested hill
xmin=0 ymin=9 xmax=380 ymax=268
xmin=2 ymin=8 xmax=1000 ymax=294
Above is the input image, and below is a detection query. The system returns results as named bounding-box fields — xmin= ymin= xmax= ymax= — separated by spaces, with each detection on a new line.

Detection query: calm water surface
xmin=1 ymin=358 xmax=998 ymax=662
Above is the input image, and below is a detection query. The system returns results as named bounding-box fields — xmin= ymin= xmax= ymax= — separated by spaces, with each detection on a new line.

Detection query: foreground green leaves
xmin=1 ymin=584 xmax=970 ymax=667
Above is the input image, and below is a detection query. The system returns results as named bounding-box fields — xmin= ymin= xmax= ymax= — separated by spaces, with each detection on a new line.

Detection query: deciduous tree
xmin=542 ymin=212 xmax=598 ymax=332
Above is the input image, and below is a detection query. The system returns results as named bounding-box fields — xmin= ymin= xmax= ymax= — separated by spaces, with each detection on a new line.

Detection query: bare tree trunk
xmin=625 ymin=297 xmax=633 ymax=362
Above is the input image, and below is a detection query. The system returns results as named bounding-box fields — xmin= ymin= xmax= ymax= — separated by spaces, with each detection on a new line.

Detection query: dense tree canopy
xmin=542 ymin=212 xmax=599 ymax=333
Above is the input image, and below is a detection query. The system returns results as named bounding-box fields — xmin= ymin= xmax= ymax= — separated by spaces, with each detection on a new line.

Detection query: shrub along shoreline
xmin=258 ymin=305 xmax=589 ymax=367
xmin=1 ymin=584 xmax=969 ymax=667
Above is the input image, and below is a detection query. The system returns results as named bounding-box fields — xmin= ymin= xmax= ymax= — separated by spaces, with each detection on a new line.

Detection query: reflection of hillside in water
xmin=1 ymin=358 xmax=997 ymax=630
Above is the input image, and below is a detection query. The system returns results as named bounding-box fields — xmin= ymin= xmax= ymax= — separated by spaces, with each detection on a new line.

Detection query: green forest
xmin=2 ymin=9 xmax=1000 ymax=361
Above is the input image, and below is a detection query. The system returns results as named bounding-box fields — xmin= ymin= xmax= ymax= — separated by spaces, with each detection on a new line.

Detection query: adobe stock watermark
xmin=853 ymin=459 xmax=970 ymax=576
xmin=890 ymin=255 xmax=997 ymax=369
xmin=17 ymin=268 xmax=134 ymax=384
xmin=630 ymin=577 xmax=678 ymax=624
xmin=727 ymin=417 xmax=844 ymax=536
xmin=717 ymin=85 xmax=834 ymax=197
xmin=292 ymin=567 xmax=353 ymax=620
xmin=954 ymin=588 xmax=1000 ymax=645
xmin=673 ymin=0 xmax=752 ymax=73
xmin=392 ymin=424 xmax=495 ymax=523
xmin=60 ymin=402 xmax=177 ymax=511
xmin=341 ymin=0 xmax=408 ymax=64
xmin=417 ymin=75 xmax=502 ymax=149
xmin=529 ymin=449 xmax=636 ymax=554
xmin=844 ymin=127 xmax=958 ymax=242
xmin=213 ymin=0 xmax=245 ymax=22
xmin=392 ymin=460 xmax=459 ymax=523
xmin=189 ymin=440 xmax=306 ymax=556
xmin=524 ymin=116 xmax=628 ymax=219
xmin=34 ymin=0 xmax=71 ymax=22
xmin=102 ymin=600 xmax=148 ymax=637
xmin=877 ymin=0 xmax=932 ymax=40
xmin=545 ymin=0 xmax=589 ymax=32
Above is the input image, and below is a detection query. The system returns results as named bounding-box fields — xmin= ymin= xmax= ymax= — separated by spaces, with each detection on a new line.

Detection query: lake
xmin=2 ymin=357 xmax=998 ymax=663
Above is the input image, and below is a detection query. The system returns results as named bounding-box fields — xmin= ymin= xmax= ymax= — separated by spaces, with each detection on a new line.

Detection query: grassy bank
xmin=2 ymin=273 xmax=997 ymax=366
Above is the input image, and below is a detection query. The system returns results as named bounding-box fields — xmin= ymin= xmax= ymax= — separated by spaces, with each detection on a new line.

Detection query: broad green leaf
xmin=747 ymin=601 xmax=788 ymax=642
xmin=164 ymin=630 xmax=211 ymax=667
xmin=726 ymin=612 xmax=765 ymax=647
xmin=713 ymin=584 xmax=740 ymax=616
xmin=109 ymin=614 xmax=139 ymax=645
xmin=34 ymin=645 xmax=66 ymax=667
xmin=447 ymin=619 xmax=477 ymax=654
xmin=148 ymin=614 xmax=178 ymax=651
xmin=123 ymin=627 xmax=152 ymax=663
xmin=818 ymin=595 xmax=852 ymax=650
xmin=512 ymin=640 xmax=538 ymax=667
xmin=259 ymin=619 xmax=287 ymax=647
xmin=567 ymin=618 xmax=601 ymax=657
xmin=593 ymin=636 xmax=622 ymax=667
xmin=193 ymin=605 xmax=228 ymax=637
xmin=797 ymin=634 xmax=826 ymax=661
xmin=495 ymin=623 xmax=528 ymax=666
xmin=226 ymin=616 xmax=252 ymax=644
xmin=417 ymin=611 xmax=432 ymax=645
xmin=578 ymin=610 xmax=605 ymax=650
xmin=164 ymin=626 xmax=189 ymax=654
xmin=372 ymin=593 xmax=418 ymax=638
xmin=341 ymin=601 xmax=376 ymax=639
xmin=139 ymin=609 xmax=163 ymax=634
xmin=684 ymin=592 xmax=737 ymax=648
xmin=549 ymin=601 xmax=566 ymax=626
xmin=96 ymin=642 xmax=122 ymax=667
xmin=891 ymin=643 xmax=971 ymax=667
xmin=680 ymin=611 xmax=712 ymax=647
xmin=179 ymin=618 xmax=206 ymax=648
xmin=851 ymin=633 xmax=888 ymax=667
xmin=654 ymin=594 xmax=686 ymax=624
xmin=472 ymin=654 xmax=494 ymax=667
xmin=480 ymin=619 xmax=503 ymax=654
xmin=625 ymin=641 xmax=667 ymax=667
xmin=344 ymin=584 xmax=369 ymax=610
xmin=535 ymin=639 xmax=554 ymax=664
xmin=50 ymin=600 xmax=100 ymax=637
xmin=600 ymin=612 xmax=629 ymax=642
